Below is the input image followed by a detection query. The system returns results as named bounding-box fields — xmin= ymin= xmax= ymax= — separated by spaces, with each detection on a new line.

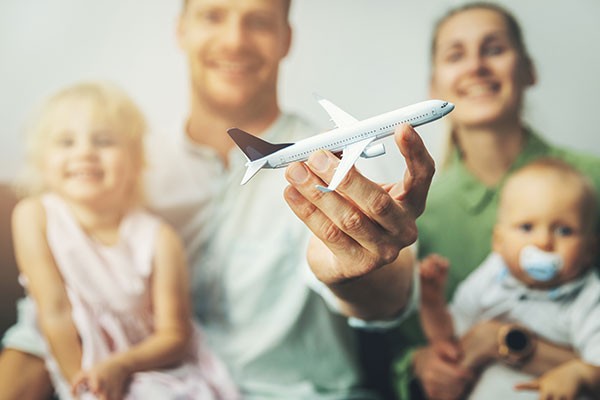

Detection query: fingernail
xmin=288 ymin=162 xmax=308 ymax=183
xmin=308 ymin=150 xmax=330 ymax=172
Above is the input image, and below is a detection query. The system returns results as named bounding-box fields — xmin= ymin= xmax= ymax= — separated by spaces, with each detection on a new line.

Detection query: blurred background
xmin=1 ymin=0 xmax=599 ymax=182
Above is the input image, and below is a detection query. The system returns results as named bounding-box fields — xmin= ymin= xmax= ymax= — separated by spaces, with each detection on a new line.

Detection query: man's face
xmin=178 ymin=0 xmax=291 ymax=114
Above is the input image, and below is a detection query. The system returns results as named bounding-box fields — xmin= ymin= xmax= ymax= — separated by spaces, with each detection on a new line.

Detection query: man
xmin=0 ymin=0 xmax=434 ymax=398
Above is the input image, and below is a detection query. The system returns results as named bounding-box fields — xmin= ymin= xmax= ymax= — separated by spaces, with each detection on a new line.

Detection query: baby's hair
xmin=15 ymin=81 xmax=147 ymax=206
xmin=499 ymin=157 xmax=598 ymax=233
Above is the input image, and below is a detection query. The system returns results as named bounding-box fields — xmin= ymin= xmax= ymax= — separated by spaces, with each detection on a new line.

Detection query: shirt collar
xmin=448 ymin=128 xmax=553 ymax=213
xmin=178 ymin=113 xmax=289 ymax=166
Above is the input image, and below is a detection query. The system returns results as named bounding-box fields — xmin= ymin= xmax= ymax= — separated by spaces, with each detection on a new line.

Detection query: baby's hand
xmin=419 ymin=254 xmax=450 ymax=306
xmin=515 ymin=362 xmax=581 ymax=400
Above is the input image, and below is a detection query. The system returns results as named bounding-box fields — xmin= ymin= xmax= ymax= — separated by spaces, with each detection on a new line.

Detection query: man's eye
xmin=246 ymin=15 xmax=274 ymax=31
xmin=196 ymin=9 xmax=224 ymax=24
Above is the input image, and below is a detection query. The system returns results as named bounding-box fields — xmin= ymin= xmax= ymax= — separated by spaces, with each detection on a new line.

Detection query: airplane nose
xmin=446 ymin=102 xmax=455 ymax=114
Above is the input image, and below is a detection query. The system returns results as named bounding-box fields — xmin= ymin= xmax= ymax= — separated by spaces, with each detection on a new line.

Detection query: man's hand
xmin=284 ymin=124 xmax=435 ymax=319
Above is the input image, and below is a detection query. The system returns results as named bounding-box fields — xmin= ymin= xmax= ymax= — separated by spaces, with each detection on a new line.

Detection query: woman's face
xmin=430 ymin=8 xmax=534 ymax=129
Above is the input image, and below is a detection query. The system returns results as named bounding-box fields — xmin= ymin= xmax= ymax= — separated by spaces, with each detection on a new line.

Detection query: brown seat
xmin=0 ymin=183 xmax=23 ymax=339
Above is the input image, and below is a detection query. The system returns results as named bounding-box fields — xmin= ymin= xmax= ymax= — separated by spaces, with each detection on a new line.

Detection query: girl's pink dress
xmin=38 ymin=193 xmax=238 ymax=400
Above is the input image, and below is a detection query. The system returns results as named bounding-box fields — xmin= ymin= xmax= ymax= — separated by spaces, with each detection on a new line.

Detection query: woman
xmin=392 ymin=3 xmax=600 ymax=399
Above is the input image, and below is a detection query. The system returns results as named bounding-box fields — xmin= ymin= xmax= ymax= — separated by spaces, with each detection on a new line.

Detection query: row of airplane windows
xmin=381 ymin=114 xmax=426 ymax=130
xmin=288 ymin=115 xmax=424 ymax=159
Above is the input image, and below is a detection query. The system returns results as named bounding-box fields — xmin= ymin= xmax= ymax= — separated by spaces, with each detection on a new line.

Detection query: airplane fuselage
xmin=258 ymin=99 xmax=451 ymax=169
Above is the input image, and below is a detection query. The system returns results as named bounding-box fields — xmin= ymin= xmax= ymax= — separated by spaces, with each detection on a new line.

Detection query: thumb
xmin=391 ymin=124 xmax=435 ymax=218
xmin=435 ymin=339 xmax=463 ymax=363
xmin=514 ymin=380 xmax=540 ymax=392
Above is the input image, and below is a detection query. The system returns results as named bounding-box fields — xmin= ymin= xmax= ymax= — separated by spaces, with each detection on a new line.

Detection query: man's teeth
xmin=217 ymin=61 xmax=250 ymax=72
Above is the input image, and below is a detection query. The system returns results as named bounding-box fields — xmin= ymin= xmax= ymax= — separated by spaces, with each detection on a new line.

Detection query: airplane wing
xmin=314 ymin=94 xmax=358 ymax=128
xmin=317 ymin=137 xmax=375 ymax=192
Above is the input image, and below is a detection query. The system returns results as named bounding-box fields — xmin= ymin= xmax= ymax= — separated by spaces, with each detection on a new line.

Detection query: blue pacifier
xmin=519 ymin=245 xmax=563 ymax=282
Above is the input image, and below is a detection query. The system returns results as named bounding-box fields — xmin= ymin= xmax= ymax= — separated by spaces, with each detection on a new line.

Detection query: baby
xmin=419 ymin=158 xmax=600 ymax=399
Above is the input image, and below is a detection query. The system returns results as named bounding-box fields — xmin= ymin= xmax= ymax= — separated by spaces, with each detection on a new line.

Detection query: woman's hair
xmin=15 ymin=81 xmax=147 ymax=206
xmin=430 ymin=2 xmax=533 ymax=169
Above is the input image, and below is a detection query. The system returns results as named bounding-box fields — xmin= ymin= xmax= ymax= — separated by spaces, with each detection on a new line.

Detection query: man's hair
xmin=182 ymin=0 xmax=292 ymax=22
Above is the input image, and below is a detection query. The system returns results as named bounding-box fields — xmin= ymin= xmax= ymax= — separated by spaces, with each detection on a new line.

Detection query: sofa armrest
xmin=0 ymin=183 xmax=24 ymax=338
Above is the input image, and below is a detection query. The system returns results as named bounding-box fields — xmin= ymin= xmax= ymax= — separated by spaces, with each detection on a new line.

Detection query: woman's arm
xmin=12 ymin=198 xmax=83 ymax=381
xmin=459 ymin=320 xmax=577 ymax=375
xmin=515 ymin=359 xmax=600 ymax=398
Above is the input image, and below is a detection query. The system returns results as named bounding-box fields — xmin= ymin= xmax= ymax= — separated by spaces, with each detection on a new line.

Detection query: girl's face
xmin=40 ymin=98 xmax=139 ymax=210
xmin=430 ymin=8 xmax=534 ymax=129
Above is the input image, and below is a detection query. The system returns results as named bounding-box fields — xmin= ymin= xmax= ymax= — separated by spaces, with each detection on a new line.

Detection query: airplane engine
xmin=361 ymin=143 xmax=386 ymax=158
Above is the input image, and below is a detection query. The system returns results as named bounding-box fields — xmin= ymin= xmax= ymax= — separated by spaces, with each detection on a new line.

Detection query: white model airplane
xmin=228 ymin=96 xmax=454 ymax=192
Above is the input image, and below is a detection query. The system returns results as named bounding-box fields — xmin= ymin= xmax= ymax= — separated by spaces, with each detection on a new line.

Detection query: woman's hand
xmin=413 ymin=345 xmax=474 ymax=400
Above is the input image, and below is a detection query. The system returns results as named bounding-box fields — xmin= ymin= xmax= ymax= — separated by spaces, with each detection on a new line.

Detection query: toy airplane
xmin=228 ymin=96 xmax=454 ymax=192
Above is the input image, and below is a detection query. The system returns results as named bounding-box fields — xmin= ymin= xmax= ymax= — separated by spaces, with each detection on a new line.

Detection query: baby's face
xmin=493 ymin=169 xmax=597 ymax=289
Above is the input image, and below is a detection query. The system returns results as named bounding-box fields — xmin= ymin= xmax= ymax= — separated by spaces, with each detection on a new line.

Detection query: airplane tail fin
xmin=241 ymin=159 xmax=268 ymax=185
xmin=227 ymin=128 xmax=293 ymax=161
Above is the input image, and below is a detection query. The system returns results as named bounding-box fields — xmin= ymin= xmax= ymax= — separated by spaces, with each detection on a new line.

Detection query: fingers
xmin=284 ymin=157 xmax=408 ymax=278
xmin=421 ymin=361 xmax=472 ymax=400
xmin=391 ymin=124 xmax=435 ymax=217
xmin=284 ymin=184 xmax=365 ymax=282
xmin=514 ymin=380 xmax=540 ymax=391
xmin=434 ymin=340 xmax=463 ymax=363
xmin=70 ymin=371 xmax=88 ymax=396
xmin=303 ymin=150 xmax=413 ymax=234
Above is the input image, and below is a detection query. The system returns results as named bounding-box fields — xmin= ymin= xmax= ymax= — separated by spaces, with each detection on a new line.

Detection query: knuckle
xmin=295 ymin=200 xmax=318 ymax=221
xmin=322 ymin=220 xmax=344 ymax=244
xmin=305 ymin=185 xmax=327 ymax=203
xmin=419 ymin=156 xmax=436 ymax=182
xmin=399 ymin=222 xmax=418 ymax=247
xmin=369 ymin=191 xmax=395 ymax=217
xmin=339 ymin=209 xmax=365 ymax=233
xmin=357 ymin=253 xmax=379 ymax=274
xmin=377 ymin=243 xmax=400 ymax=265
xmin=335 ymin=166 xmax=355 ymax=190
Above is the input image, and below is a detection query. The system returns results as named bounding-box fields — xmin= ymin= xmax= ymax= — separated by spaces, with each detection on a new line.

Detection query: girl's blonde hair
xmin=16 ymin=81 xmax=147 ymax=207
